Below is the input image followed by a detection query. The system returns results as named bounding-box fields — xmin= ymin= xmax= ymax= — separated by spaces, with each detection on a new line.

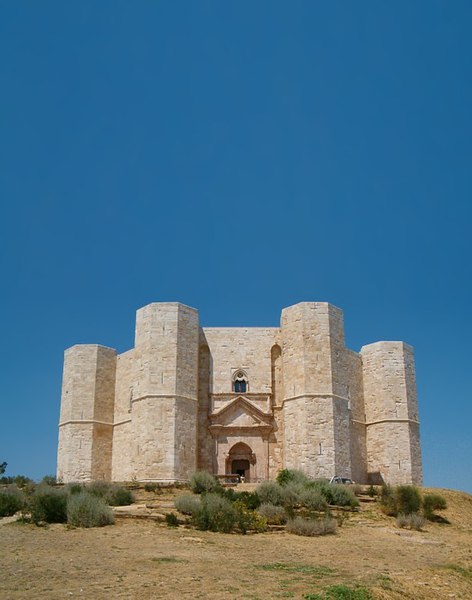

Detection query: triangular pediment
xmin=210 ymin=396 xmax=273 ymax=428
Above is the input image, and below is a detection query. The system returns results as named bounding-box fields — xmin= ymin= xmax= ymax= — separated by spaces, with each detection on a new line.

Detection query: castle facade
xmin=57 ymin=302 xmax=422 ymax=485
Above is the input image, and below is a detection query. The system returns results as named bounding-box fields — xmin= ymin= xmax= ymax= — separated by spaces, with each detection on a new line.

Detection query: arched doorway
xmin=226 ymin=442 xmax=254 ymax=482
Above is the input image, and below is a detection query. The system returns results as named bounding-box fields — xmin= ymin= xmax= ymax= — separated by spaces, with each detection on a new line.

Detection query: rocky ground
xmin=1 ymin=486 xmax=471 ymax=599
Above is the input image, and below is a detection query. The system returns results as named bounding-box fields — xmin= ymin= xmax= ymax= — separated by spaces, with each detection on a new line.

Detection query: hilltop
xmin=1 ymin=486 xmax=471 ymax=599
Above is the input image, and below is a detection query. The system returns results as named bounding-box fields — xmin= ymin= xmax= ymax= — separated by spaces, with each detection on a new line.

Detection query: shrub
xmin=380 ymin=485 xmax=398 ymax=516
xmin=367 ymin=484 xmax=377 ymax=498
xmin=306 ymin=480 xmax=334 ymax=504
xmin=233 ymin=501 xmax=267 ymax=534
xmin=41 ymin=475 xmax=57 ymax=486
xmin=329 ymin=485 xmax=359 ymax=508
xmin=258 ymin=503 xmax=287 ymax=525
xmin=87 ymin=481 xmax=112 ymax=498
xmin=0 ymin=486 xmax=26 ymax=517
xmin=0 ymin=475 xmax=35 ymax=488
xmin=165 ymin=512 xmax=179 ymax=527
xmin=189 ymin=471 xmax=222 ymax=495
xmin=396 ymin=485 xmax=421 ymax=515
xmin=236 ymin=490 xmax=260 ymax=510
xmin=30 ymin=486 xmax=68 ymax=524
xmin=256 ymin=481 xmax=284 ymax=506
xmin=287 ymin=515 xmax=337 ymax=537
xmin=105 ymin=485 xmax=134 ymax=506
xmin=144 ymin=482 xmax=159 ymax=492
xmin=67 ymin=491 xmax=115 ymax=527
xmin=192 ymin=493 xmax=238 ymax=533
xmin=67 ymin=482 xmax=84 ymax=495
xmin=300 ymin=488 xmax=328 ymax=512
xmin=276 ymin=469 xmax=309 ymax=486
xmin=396 ymin=512 xmax=426 ymax=531
xmin=423 ymin=493 xmax=447 ymax=520
xmin=175 ymin=494 xmax=201 ymax=515
xmin=281 ymin=483 xmax=304 ymax=511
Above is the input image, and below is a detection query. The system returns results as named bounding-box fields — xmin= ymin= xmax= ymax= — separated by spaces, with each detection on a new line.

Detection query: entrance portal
xmin=231 ymin=459 xmax=250 ymax=480
xmin=226 ymin=442 xmax=255 ymax=482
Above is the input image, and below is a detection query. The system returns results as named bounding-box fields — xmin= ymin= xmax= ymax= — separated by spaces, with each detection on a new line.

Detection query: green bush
xmin=67 ymin=491 xmax=115 ymax=527
xmin=396 ymin=512 xmax=426 ymax=531
xmin=144 ymin=482 xmax=160 ymax=492
xmin=281 ymin=482 xmax=304 ymax=510
xmin=423 ymin=493 xmax=447 ymax=520
xmin=0 ymin=475 xmax=35 ymax=488
xmin=189 ymin=471 xmax=222 ymax=495
xmin=175 ymin=494 xmax=201 ymax=515
xmin=0 ymin=486 xmax=26 ymax=517
xmin=276 ymin=469 xmax=309 ymax=486
xmin=287 ymin=515 xmax=337 ymax=536
xmin=67 ymin=482 xmax=84 ymax=495
xmin=87 ymin=481 xmax=112 ymax=498
xmin=306 ymin=480 xmax=334 ymax=504
xmin=367 ymin=484 xmax=377 ymax=498
xmin=256 ymin=481 xmax=284 ymax=506
xmin=30 ymin=486 xmax=68 ymax=524
xmin=233 ymin=500 xmax=267 ymax=534
xmin=105 ymin=485 xmax=134 ymax=506
xmin=165 ymin=512 xmax=179 ymax=527
xmin=257 ymin=503 xmax=287 ymax=525
xmin=380 ymin=484 xmax=398 ymax=516
xmin=300 ymin=487 xmax=327 ymax=512
xmin=329 ymin=485 xmax=359 ymax=508
xmin=41 ymin=475 xmax=57 ymax=486
xmin=192 ymin=492 xmax=238 ymax=533
xmin=396 ymin=485 xmax=421 ymax=515
xmin=235 ymin=490 xmax=260 ymax=510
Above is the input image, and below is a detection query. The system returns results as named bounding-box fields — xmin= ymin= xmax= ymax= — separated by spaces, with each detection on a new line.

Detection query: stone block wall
xmin=280 ymin=303 xmax=352 ymax=479
xmin=129 ymin=303 xmax=199 ymax=481
xmin=361 ymin=341 xmax=422 ymax=485
xmin=57 ymin=344 xmax=116 ymax=482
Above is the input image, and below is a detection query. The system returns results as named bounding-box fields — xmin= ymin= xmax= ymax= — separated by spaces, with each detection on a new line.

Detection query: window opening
xmin=233 ymin=371 xmax=248 ymax=393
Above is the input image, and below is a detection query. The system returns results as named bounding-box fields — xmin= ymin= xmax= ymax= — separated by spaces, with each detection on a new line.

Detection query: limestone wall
xmin=202 ymin=327 xmax=279 ymax=396
xmin=57 ymin=344 xmax=116 ymax=482
xmin=111 ymin=349 xmax=134 ymax=481
xmin=197 ymin=332 xmax=214 ymax=472
xmin=280 ymin=303 xmax=352 ymax=479
xmin=129 ymin=303 xmax=199 ymax=481
xmin=361 ymin=342 xmax=422 ymax=485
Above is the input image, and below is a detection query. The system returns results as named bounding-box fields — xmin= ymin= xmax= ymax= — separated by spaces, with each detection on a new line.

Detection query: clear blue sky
xmin=1 ymin=2 xmax=471 ymax=492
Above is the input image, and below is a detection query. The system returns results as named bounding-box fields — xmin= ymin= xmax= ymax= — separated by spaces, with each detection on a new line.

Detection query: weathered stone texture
xmin=57 ymin=344 xmax=116 ymax=482
xmin=361 ymin=342 xmax=422 ymax=485
xmin=57 ymin=301 xmax=422 ymax=485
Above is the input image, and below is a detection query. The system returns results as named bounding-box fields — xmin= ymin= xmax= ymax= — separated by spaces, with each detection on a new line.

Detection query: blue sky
xmin=1 ymin=2 xmax=471 ymax=492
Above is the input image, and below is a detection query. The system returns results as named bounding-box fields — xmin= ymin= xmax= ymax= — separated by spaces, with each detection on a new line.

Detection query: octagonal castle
xmin=57 ymin=301 xmax=422 ymax=485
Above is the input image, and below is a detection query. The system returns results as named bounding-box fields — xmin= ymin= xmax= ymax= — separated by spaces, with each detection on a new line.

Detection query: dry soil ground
xmin=1 ymin=487 xmax=471 ymax=600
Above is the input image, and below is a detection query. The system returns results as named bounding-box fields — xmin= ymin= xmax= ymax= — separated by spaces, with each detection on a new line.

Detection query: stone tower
xmin=280 ymin=303 xmax=352 ymax=479
xmin=360 ymin=342 xmax=422 ymax=485
xmin=57 ymin=344 xmax=116 ymax=482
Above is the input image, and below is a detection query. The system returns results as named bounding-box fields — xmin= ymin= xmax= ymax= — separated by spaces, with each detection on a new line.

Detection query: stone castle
xmin=57 ymin=301 xmax=422 ymax=485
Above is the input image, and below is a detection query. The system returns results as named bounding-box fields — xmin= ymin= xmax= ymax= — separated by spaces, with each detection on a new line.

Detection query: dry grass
xmin=0 ymin=486 xmax=471 ymax=599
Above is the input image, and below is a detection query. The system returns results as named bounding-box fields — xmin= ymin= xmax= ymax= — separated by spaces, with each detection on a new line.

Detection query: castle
xmin=57 ymin=301 xmax=422 ymax=485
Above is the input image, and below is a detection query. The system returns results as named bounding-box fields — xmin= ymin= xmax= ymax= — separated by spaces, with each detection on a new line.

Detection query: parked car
xmin=330 ymin=476 xmax=355 ymax=485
